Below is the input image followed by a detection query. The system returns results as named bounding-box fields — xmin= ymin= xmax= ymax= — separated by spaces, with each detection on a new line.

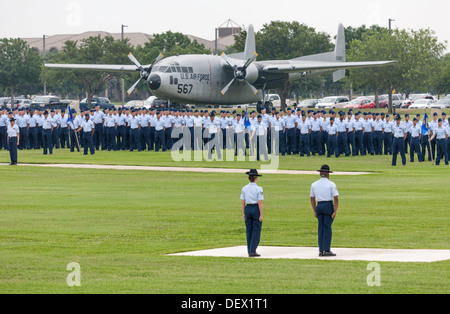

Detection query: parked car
xmin=409 ymin=99 xmax=435 ymax=109
xmin=381 ymin=94 xmax=404 ymax=108
xmin=366 ymin=95 xmax=389 ymax=108
xmin=408 ymin=94 xmax=435 ymax=103
xmin=79 ymin=97 xmax=115 ymax=110
xmin=400 ymin=100 xmax=413 ymax=109
xmin=344 ymin=99 xmax=370 ymax=109
xmin=430 ymin=99 xmax=450 ymax=109
xmin=0 ymin=97 xmax=10 ymax=107
xmin=316 ymin=96 xmax=349 ymax=109
xmin=7 ymin=99 xmax=33 ymax=109
xmin=144 ymin=96 xmax=157 ymax=108
xmin=298 ymin=99 xmax=319 ymax=108
xmin=31 ymin=96 xmax=66 ymax=110
xmin=124 ymin=100 xmax=145 ymax=109
xmin=444 ymin=94 xmax=450 ymax=100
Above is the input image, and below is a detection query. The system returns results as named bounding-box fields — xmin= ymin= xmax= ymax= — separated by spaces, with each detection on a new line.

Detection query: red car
xmin=344 ymin=98 xmax=372 ymax=109
xmin=367 ymin=95 xmax=388 ymax=108
xmin=360 ymin=99 xmax=376 ymax=109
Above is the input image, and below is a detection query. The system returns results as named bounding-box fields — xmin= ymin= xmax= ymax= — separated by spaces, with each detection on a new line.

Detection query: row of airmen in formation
xmin=1 ymin=106 xmax=449 ymax=165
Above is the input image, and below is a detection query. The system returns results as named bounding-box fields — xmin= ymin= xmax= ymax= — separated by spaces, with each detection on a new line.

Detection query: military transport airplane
xmin=45 ymin=24 xmax=396 ymax=106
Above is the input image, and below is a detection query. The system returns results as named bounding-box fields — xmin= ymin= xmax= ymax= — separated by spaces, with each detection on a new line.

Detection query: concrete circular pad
xmin=170 ymin=246 xmax=450 ymax=263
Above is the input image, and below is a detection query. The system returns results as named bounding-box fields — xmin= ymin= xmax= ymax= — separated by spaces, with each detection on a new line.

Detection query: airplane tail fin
xmin=244 ymin=24 xmax=256 ymax=60
xmin=291 ymin=23 xmax=347 ymax=82
xmin=227 ymin=24 xmax=256 ymax=60
xmin=333 ymin=23 xmax=346 ymax=82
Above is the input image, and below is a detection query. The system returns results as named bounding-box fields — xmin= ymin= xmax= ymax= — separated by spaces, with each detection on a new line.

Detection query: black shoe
xmin=319 ymin=251 xmax=324 ymax=257
xmin=248 ymin=253 xmax=261 ymax=257
xmin=322 ymin=251 xmax=336 ymax=257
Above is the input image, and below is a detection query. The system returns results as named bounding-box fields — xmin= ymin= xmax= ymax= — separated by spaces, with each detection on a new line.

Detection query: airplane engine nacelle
xmin=243 ymin=64 xmax=259 ymax=84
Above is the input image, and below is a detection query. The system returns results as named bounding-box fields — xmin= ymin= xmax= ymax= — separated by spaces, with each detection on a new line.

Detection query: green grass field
xmin=0 ymin=149 xmax=449 ymax=294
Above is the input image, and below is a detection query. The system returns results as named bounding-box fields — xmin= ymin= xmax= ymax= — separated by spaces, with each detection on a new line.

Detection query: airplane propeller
xmin=127 ymin=52 xmax=164 ymax=95
xmin=220 ymin=52 xmax=259 ymax=96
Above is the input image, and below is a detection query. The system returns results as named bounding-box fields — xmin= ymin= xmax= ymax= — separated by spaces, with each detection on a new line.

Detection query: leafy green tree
xmin=348 ymin=28 xmax=446 ymax=113
xmin=432 ymin=53 xmax=450 ymax=96
xmin=0 ymin=38 xmax=42 ymax=107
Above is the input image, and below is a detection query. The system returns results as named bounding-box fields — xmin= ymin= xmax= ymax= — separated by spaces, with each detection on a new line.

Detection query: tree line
xmin=0 ymin=22 xmax=448 ymax=110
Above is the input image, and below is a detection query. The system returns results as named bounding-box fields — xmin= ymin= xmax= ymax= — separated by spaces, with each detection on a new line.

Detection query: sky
xmin=1 ymin=0 xmax=449 ymax=52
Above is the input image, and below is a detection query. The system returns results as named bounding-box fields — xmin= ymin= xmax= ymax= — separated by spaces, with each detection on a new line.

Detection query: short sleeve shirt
xmin=310 ymin=178 xmax=339 ymax=202
xmin=240 ymin=182 xmax=264 ymax=204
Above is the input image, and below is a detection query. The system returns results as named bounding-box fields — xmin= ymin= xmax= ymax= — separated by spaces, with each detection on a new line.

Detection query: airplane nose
xmin=148 ymin=74 xmax=161 ymax=91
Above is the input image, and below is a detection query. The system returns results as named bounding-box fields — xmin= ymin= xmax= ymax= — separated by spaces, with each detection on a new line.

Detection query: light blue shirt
xmin=42 ymin=117 xmax=53 ymax=130
xmin=285 ymin=115 xmax=296 ymax=129
xmin=373 ymin=120 xmax=384 ymax=132
xmin=7 ymin=124 xmax=20 ymax=137
xmin=434 ymin=126 xmax=448 ymax=139
xmin=154 ymin=118 xmax=164 ymax=131
xmin=240 ymin=182 xmax=264 ymax=204
xmin=297 ymin=119 xmax=311 ymax=134
xmin=310 ymin=178 xmax=339 ymax=202
xmin=81 ymin=119 xmax=95 ymax=132
xmin=310 ymin=119 xmax=322 ymax=132
xmin=393 ymin=123 xmax=406 ymax=138
xmin=92 ymin=111 xmax=105 ymax=124
xmin=327 ymin=124 xmax=338 ymax=135
xmin=129 ymin=116 xmax=140 ymax=129
xmin=353 ymin=119 xmax=364 ymax=131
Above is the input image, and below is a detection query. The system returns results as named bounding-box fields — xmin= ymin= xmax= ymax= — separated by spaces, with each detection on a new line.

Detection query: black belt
xmin=318 ymin=201 xmax=333 ymax=204
xmin=246 ymin=204 xmax=258 ymax=206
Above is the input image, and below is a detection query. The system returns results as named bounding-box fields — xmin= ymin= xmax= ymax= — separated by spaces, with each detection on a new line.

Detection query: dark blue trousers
xmin=19 ymin=127 xmax=29 ymax=149
xmin=337 ymin=132 xmax=349 ymax=157
xmin=0 ymin=127 xmax=7 ymax=150
xmin=165 ymin=127 xmax=172 ymax=150
xmin=59 ymin=127 xmax=69 ymax=149
xmin=155 ymin=129 xmax=165 ymax=152
xmin=149 ymin=127 xmax=156 ymax=151
xmin=311 ymin=131 xmax=321 ymax=155
xmin=70 ymin=130 xmax=80 ymax=152
xmin=421 ymin=135 xmax=432 ymax=161
xmin=392 ymin=137 xmax=406 ymax=166
xmin=116 ymin=126 xmax=126 ymax=150
xmin=363 ymin=132 xmax=374 ymax=155
xmin=347 ymin=131 xmax=356 ymax=156
xmin=299 ymin=133 xmax=310 ymax=156
xmin=316 ymin=201 xmax=334 ymax=253
xmin=28 ymin=127 xmax=38 ymax=149
xmin=8 ymin=136 xmax=18 ymax=164
xmin=374 ymin=131 xmax=383 ymax=155
xmin=410 ymin=137 xmax=423 ymax=162
xmin=42 ymin=129 xmax=53 ymax=155
xmin=327 ymin=134 xmax=338 ymax=158
xmin=384 ymin=132 xmax=393 ymax=155
xmin=94 ymin=123 xmax=103 ymax=150
xmin=355 ymin=130 xmax=363 ymax=156
xmin=130 ymin=128 xmax=141 ymax=152
xmin=436 ymin=139 xmax=449 ymax=165
xmin=286 ymin=128 xmax=295 ymax=155
xmin=83 ymin=132 xmax=95 ymax=155
xmin=244 ymin=204 xmax=262 ymax=255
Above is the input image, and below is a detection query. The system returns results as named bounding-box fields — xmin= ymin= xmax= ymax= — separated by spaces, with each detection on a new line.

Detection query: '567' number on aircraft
xmin=177 ymin=84 xmax=193 ymax=94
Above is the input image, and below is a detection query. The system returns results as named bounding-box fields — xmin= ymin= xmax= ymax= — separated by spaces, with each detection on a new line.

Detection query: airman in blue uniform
xmin=7 ymin=118 xmax=20 ymax=165
xmin=430 ymin=118 xmax=449 ymax=166
xmin=392 ymin=115 xmax=407 ymax=166
xmin=240 ymin=169 xmax=264 ymax=257
xmin=310 ymin=165 xmax=339 ymax=257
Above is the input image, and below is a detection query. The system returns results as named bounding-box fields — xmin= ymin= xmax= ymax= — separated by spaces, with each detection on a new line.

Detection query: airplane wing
xmin=260 ymin=60 xmax=397 ymax=74
xmin=45 ymin=64 xmax=139 ymax=73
